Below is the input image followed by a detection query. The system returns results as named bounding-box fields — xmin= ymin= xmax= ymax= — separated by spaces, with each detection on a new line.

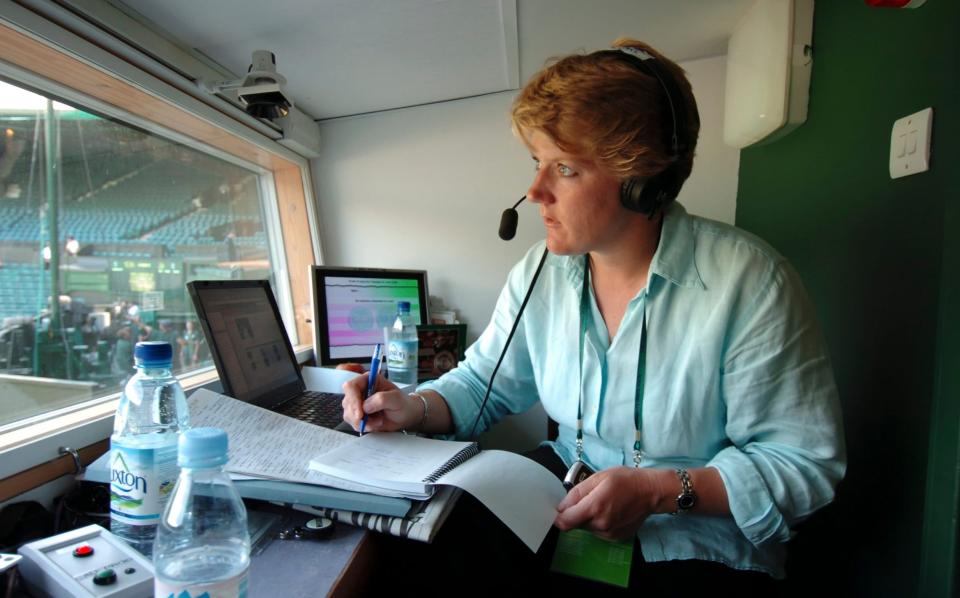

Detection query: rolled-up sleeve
xmin=420 ymin=245 xmax=544 ymax=439
xmin=708 ymin=260 xmax=846 ymax=547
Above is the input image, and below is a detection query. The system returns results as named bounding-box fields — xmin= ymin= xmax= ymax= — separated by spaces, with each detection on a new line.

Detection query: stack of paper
xmin=176 ymin=389 xmax=416 ymax=516
xmin=308 ymin=428 xmax=568 ymax=551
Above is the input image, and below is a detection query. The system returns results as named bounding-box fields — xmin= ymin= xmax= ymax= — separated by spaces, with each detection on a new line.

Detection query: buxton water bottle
xmin=154 ymin=427 xmax=250 ymax=598
xmin=110 ymin=341 xmax=189 ymax=557
xmin=386 ymin=301 xmax=419 ymax=385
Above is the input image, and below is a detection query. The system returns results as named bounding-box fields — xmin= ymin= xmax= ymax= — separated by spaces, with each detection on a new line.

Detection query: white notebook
xmin=309 ymin=431 xmax=568 ymax=552
xmin=308 ymin=433 xmax=479 ymax=499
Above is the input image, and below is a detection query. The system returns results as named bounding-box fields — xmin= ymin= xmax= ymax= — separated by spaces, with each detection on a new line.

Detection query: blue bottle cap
xmin=178 ymin=427 xmax=229 ymax=468
xmin=134 ymin=341 xmax=173 ymax=367
xmin=397 ymin=301 xmax=411 ymax=313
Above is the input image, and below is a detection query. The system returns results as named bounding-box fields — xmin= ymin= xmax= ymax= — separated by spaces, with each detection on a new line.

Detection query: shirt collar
xmin=649 ymin=202 xmax=705 ymax=290
xmin=557 ymin=201 xmax=705 ymax=291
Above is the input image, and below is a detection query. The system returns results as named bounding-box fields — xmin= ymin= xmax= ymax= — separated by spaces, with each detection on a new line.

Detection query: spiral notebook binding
xmin=422 ymin=443 xmax=480 ymax=484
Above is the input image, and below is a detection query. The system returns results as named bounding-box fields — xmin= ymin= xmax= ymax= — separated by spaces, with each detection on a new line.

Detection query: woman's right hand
xmin=340 ymin=373 xmax=422 ymax=433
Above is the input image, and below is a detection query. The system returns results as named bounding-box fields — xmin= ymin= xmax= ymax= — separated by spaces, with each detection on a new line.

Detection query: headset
xmin=607 ymin=46 xmax=690 ymax=217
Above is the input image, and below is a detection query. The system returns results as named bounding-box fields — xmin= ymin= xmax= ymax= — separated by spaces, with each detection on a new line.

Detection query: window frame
xmin=0 ymin=14 xmax=321 ymax=495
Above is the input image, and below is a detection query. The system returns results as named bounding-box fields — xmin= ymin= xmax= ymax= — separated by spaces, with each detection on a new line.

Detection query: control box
xmin=17 ymin=524 xmax=154 ymax=597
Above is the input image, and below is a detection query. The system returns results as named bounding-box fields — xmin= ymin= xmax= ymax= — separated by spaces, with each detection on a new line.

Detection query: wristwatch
xmin=674 ymin=468 xmax=696 ymax=514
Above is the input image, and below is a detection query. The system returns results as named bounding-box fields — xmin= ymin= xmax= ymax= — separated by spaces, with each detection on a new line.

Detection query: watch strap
xmin=673 ymin=468 xmax=696 ymax=514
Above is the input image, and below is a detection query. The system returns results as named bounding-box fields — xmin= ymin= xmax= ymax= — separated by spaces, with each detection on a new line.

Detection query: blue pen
xmin=359 ymin=343 xmax=382 ymax=435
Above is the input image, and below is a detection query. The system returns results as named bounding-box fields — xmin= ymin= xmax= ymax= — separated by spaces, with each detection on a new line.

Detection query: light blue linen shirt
xmin=420 ymin=202 xmax=845 ymax=578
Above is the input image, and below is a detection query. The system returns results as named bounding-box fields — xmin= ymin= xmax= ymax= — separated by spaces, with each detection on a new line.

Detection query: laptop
xmin=186 ymin=279 xmax=348 ymax=430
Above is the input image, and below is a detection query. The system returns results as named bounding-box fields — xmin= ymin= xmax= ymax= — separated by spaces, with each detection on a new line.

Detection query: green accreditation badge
xmin=550 ymin=529 xmax=634 ymax=588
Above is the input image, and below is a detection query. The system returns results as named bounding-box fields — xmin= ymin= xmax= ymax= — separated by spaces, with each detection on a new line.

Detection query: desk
xmin=5 ymin=504 xmax=377 ymax=598
xmin=248 ymin=506 xmax=375 ymax=597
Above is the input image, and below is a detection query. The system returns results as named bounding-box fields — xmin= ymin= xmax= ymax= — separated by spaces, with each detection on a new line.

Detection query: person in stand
xmin=158 ymin=319 xmax=181 ymax=370
xmin=80 ymin=315 xmax=99 ymax=351
xmin=179 ymin=320 xmax=201 ymax=369
xmin=111 ymin=326 xmax=133 ymax=377
xmin=342 ymin=38 xmax=845 ymax=594
xmin=224 ymin=231 xmax=238 ymax=262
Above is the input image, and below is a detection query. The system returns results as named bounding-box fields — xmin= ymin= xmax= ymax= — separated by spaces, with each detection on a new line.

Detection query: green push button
xmin=93 ymin=568 xmax=117 ymax=586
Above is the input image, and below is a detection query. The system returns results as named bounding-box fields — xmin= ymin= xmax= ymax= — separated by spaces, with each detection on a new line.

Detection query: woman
xmin=342 ymin=38 xmax=845 ymax=591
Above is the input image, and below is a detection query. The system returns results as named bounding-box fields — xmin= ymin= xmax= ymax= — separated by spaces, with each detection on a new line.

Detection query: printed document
xmin=310 ymin=432 xmax=568 ymax=551
xmin=190 ymin=389 xmax=417 ymax=497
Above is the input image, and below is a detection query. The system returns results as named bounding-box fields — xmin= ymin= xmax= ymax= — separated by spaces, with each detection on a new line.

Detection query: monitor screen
xmin=187 ymin=280 xmax=303 ymax=406
xmin=310 ymin=266 xmax=429 ymax=366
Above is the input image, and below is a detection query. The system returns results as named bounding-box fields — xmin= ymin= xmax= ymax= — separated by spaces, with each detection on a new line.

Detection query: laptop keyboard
xmin=278 ymin=391 xmax=345 ymax=428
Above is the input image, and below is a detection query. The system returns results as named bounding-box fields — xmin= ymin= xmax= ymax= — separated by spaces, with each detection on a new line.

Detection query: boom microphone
xmin=468 ymin=194 xmax=543 ymax=439
xmin=498 ymin=196 xmax=526 ymax=240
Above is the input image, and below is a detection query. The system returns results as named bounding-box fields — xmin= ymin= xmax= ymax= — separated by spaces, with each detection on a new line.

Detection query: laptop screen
xmin=187 ymin=280 xmax=303 ymax=406
xmin=310 ymin=266 xmax=429 ymax=366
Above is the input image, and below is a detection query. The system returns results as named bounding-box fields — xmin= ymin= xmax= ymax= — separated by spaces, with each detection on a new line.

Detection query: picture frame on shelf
xmin=416 ymin=323 xmax=467 ymax=382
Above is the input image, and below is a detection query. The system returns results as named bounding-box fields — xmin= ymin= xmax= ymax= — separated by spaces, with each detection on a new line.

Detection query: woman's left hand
xmin=554 ymin=466 xmax=671 ymax=541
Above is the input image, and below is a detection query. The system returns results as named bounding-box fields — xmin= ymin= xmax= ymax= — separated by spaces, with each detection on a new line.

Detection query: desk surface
xmin=7 ymin=505 xmax=373 ymax=598
xmin=249 ymin=507 xmax=371 ymax=597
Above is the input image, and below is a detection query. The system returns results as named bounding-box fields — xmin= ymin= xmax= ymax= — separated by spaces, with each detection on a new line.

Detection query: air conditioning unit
xmin=723 ymin=0 xmax=815 ymax=148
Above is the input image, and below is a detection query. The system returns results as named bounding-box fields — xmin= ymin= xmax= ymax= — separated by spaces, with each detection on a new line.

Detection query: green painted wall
xmin=734 ymin=2 xmax=959 ymax=596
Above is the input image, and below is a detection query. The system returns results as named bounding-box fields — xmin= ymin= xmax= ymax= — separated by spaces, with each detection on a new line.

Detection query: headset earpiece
xmin=609 ymin=46 xmax=688 ymax=217
xmin=619 ymin=164 xmax=680 ymax=217
xmin=620 ymin=177 xmax=649 ymax=214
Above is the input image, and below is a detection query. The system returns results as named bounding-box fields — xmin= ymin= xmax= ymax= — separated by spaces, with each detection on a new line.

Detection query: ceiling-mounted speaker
xmin=723 ymin=0 xmax=815 ymax=148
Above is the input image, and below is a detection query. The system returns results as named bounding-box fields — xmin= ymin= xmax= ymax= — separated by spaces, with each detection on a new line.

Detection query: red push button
xmin=72 ymin=545 xmax=94 ymax=558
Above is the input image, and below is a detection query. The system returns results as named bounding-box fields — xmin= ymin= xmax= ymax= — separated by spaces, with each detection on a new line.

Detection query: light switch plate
xmin=890 ymin=107 xmax=932 ymax=179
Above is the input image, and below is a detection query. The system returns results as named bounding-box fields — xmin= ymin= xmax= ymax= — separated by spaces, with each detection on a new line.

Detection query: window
xmin=0 ymin=79 xmax=282 ymax=428
xmin=0 ymin=21 xmax=318 ymax=447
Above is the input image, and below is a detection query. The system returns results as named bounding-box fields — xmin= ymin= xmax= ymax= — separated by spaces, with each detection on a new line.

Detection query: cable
xmin=468 ymin=246 xmax=549 ymax=439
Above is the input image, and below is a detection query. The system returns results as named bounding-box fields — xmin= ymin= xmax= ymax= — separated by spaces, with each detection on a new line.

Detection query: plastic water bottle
xmin=110 ymin=341 xmax=189 ymax=557
xmin=154 ymin=427 xmax=250 ymax=598
xmin=386 ymin=301 xmax=419 ymax=385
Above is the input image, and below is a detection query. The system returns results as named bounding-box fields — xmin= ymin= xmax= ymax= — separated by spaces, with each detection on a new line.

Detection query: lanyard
xmin=576 ymin=256 xmax=647 ymax=468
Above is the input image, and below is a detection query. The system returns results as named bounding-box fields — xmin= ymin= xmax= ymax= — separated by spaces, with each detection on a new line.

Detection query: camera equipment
xmin=236 ymin=50 xmax=292 ymax=119
xmin=203 ymin=50 xmax=293 ymax=120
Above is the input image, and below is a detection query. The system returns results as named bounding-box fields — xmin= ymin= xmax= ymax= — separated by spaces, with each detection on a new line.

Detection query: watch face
xmin=678 ymin=494 xmax=696 ymax=510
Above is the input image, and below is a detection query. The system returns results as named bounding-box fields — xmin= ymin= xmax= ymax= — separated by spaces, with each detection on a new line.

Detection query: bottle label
xmin=387 ymin=340 xmax=418 ymax=370
xmin=110 ymin=441 xmax=178 ymax=526
xmin=155 ymin=570 xmax=248 ymax=598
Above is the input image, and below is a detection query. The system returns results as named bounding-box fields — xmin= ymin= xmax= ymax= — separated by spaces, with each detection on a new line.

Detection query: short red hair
xmin=511 ymin=38 xmax=700 ymax=191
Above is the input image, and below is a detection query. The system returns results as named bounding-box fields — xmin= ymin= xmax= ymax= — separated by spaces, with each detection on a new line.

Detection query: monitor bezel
xmin=310 ymin=266 xmax=430 ymax=367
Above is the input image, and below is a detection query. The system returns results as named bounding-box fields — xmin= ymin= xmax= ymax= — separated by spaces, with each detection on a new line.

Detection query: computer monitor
xmin=310 ymin=266 xmax=429 ymax=366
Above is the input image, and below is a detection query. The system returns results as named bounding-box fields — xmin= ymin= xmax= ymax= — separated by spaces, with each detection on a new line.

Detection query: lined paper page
xmin=190 ymin=389 xmax=409 ymax=495
xmin=309 ymin=432 xmax=476 ymax=494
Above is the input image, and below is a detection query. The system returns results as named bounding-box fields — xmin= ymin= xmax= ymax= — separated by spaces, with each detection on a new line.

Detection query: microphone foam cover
xmin=499 ymin=208 xmax=519 ymax=240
